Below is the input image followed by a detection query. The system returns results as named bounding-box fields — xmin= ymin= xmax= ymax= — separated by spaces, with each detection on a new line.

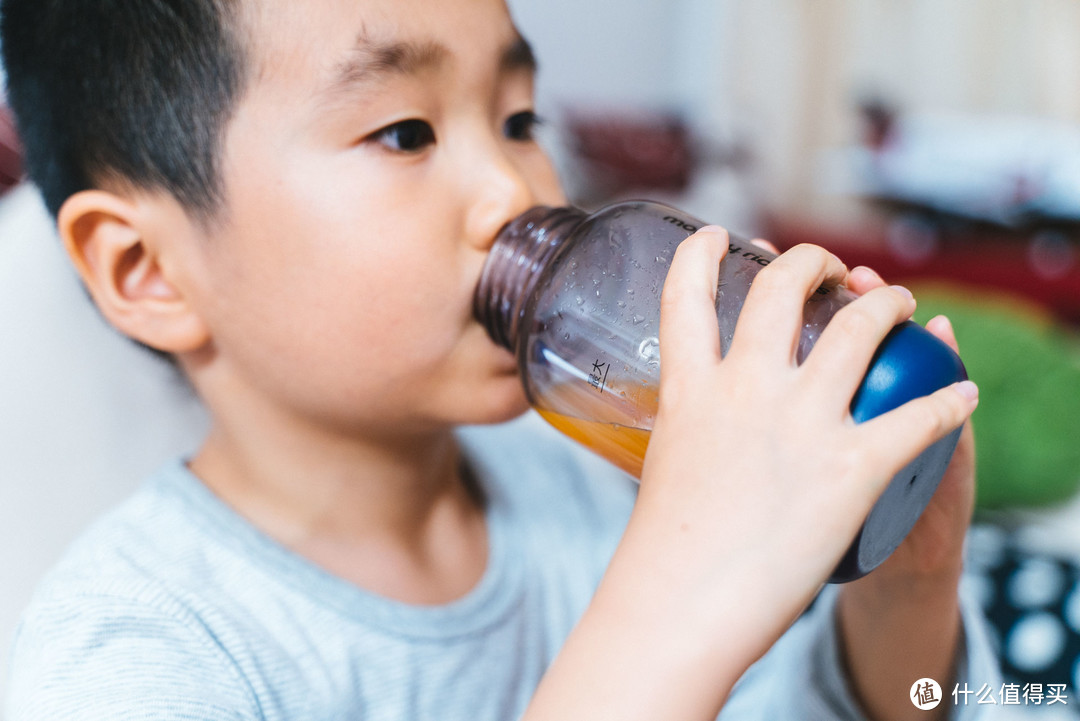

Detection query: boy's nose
xmin=465 ymin=150 xmax=538 ymax=251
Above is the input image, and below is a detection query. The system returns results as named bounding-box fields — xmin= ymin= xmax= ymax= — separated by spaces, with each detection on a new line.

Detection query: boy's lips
xmin=487 ymin=336 xmax=519 ymax=374
xmin=465 ymin=316 xmax=517 ymax=371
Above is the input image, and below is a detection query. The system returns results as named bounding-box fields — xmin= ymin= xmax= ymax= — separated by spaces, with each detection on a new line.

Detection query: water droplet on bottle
xmin=632 ymin=315 xmax=645 ymax=325
xmin=616 ymin=300 xmax=626 ymax=309
xmin=638 ymin=337 xmax=661 ymax=367
xmin=575 ymin=296 xmax=585 ymax=306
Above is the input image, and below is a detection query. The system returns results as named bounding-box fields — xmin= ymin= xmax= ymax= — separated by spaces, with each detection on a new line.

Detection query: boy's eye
xmin=504 ymin=110 xmax=542 ymax=142
xmin=370 ymin=119 xmax=436 ymax=153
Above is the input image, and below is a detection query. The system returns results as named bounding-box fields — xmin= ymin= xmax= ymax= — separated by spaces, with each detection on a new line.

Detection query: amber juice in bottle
xmin=535 ymin=383 xmax=654 ymax=479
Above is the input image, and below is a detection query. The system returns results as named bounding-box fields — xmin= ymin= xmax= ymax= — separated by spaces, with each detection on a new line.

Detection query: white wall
xmin=513 ymin=0 xmax=1080 ymax=213
xmin=508 ymin=0 xmax=684 ymax=113
xmin=508 ymin=0 xmax=740 ymax=136
xmin=506 ymin=0 xmax=757 ymax=229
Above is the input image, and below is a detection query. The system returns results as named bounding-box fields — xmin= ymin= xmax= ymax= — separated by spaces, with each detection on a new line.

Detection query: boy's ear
xmin=57 ymin=190 xmax=211 ymax=355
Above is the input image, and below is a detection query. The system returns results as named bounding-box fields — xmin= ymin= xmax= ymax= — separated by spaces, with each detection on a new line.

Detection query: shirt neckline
xmin=152 ymin=433 xmax=524 ymax=642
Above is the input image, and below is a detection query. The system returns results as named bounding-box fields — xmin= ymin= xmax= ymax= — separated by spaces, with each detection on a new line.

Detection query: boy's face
xmin=173 ymin=0 xmax=563 ymax=433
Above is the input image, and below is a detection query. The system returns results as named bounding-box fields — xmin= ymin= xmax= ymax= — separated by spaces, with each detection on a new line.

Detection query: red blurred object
xmin=566 ymin=112 xmax=693 ymax=195
xmin=0 ymin=104 xmax=24 ymax=194
xmin=765 ymin=213 xmax=1080 ymax=327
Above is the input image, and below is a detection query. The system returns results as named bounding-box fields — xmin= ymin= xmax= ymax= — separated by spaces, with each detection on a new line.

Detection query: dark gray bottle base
xmin=829 ymin=426 xmax=963 ymax=583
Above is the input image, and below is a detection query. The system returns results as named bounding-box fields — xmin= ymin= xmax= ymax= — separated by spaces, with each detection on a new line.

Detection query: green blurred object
xmin=909 ymin=284 xmax=1080 ymax=509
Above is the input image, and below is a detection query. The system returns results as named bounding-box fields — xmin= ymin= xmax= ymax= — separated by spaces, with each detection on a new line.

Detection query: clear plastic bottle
xmin=474 ymin=199 xmax=967 ymax=582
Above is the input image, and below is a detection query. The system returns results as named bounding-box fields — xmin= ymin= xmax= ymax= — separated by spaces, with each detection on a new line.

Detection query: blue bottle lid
xmin=831 ymin=320 xmax=968 ymax=582
xmin=851 ymin=320 xmax=968 ymax=423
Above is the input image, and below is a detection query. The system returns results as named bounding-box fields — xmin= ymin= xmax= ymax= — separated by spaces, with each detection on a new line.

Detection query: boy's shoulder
xmin=8 ymin=415 xmax=639 ymax=719
xmin=28 ymin=411 xmax=638 ymax=613
xmin=8 ymin=461 xmax=267 ymax=719
xmin=24 ymin=458 xmax=239 ymax=619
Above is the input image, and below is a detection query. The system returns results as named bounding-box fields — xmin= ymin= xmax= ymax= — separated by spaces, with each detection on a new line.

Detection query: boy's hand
xmin=836 ymin=263 xmax=975 ymax=721
xmin=525 ymin=228 xmax=978 ymax=721
xmin=636 ymin=226 xmax=975 ymax=658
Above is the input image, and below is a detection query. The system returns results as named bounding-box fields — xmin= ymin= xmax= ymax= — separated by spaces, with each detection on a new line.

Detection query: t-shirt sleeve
xmin=6 ymin=589 xmax=264 ymax=721
xmin=717 ymin=583 xmax=1001 ymax=720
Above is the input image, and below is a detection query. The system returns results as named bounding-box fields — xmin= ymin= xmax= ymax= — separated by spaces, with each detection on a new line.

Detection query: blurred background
xmin=511 ymin=1 xmax=1080 ymax=715
xmin=3 ymin=0 xmax=1080 ymax=716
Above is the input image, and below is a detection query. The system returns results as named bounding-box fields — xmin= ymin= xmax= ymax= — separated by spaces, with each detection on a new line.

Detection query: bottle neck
xmin=474 ymin=205 xmax=587 ymax=352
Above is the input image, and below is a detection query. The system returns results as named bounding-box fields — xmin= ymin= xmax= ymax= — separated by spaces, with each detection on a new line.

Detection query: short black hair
xmin=1 ymin=0 xmax=248 ymax=221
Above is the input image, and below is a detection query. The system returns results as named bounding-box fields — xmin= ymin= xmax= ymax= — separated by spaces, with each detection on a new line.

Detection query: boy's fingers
xmin=799 ymin=285 xmax=917 ymax=410
xmin=749 ymin=238 xmax=780 ymax=255
xmin=845 ymin=266 xmax=886 ymax=296
xmin=925 ymin=315 xmax=960 ymax=353
xmin=731 ymin=244 xmax=848 ymax=362
xmin=851 ymin=381 xmax=979 ymax=504
xmin=658 ymin=227 xmax=729 ymax=386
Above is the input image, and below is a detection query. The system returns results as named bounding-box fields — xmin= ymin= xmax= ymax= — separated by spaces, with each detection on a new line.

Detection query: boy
xmin=1 ymin=0 xmax=992 ymax=718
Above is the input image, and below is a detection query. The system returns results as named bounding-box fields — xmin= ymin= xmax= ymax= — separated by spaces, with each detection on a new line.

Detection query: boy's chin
xmin=454 ymin=375 xmax=531 ymax=426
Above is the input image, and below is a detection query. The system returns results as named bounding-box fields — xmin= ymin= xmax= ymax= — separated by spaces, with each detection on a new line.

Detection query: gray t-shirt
xmin=5 ymin=413 xmax=997 ymax=720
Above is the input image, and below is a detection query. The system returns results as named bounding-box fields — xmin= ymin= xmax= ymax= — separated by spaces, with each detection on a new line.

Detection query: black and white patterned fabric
xmin=966 ymin=523 xmax=1080 ymax=709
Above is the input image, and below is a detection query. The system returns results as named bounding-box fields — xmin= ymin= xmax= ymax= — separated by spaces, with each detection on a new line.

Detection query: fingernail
xmin=930 ymin=314 xmax=954 ymax=334
xmin=954 ymin=380 xmax=979 ymax=402
xmin=890 ymin=285 xmax=914 ymax=302
xmin=853 ymin=266 xmax=882 ymax=282
xmin=699 ymin=225 xmax=724 ymax=235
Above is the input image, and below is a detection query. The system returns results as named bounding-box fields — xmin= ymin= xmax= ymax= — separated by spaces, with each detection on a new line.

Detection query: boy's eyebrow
xmin=331 ymin=37 xmax=448 ymax=92
xmin=501 ymin=35 xmax=538 ymax=74
xmin=322 ymin=32 xmax=537 ymax=101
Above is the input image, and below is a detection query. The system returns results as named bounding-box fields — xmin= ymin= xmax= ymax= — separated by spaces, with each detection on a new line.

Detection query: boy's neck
xmin=188 ymin=411 xmax=489 ymax=605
